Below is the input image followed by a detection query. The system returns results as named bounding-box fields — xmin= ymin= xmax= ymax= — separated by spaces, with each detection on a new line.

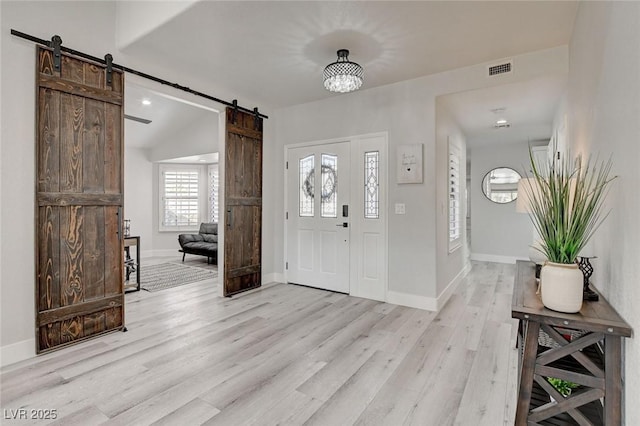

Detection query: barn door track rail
xmin=11 ymin=29 xmax=268 ymax=120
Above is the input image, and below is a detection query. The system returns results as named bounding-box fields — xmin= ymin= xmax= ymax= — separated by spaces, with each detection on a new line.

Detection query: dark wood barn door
xmin=224 ymin=108 xmax=263 ymax=296
xmin=36 ymin=47 xmax=125 ymax=353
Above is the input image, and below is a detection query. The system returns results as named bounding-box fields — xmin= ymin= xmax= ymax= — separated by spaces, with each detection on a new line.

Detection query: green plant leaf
xmin=524 ymin=148 xmax=616 ymax=265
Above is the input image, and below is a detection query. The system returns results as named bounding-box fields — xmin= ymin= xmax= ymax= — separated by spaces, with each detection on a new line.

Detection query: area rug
xmin=140 ymin=263 xmax=217 ymax=292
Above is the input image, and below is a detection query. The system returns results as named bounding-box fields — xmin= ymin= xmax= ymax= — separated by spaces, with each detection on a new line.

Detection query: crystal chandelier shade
xmin=323 ymin=49 xmax=363 ymax=93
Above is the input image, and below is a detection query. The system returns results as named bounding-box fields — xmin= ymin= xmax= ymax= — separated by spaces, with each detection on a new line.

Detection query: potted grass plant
xmin=523 ymin=150 xmax=616 ymax=313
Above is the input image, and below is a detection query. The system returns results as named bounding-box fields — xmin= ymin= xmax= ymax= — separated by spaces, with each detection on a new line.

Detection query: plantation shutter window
xmin=448 ymin=143 xmax=462 ymax=251
xmin=208 ymin=164 xmax=219 ymax=223
xmin=160 ymin=165 xmax=203 ymax=231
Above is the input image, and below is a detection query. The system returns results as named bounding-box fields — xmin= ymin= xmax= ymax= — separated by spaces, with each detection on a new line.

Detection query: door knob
xmin=336 ymin=222 xmax=348 ymax=228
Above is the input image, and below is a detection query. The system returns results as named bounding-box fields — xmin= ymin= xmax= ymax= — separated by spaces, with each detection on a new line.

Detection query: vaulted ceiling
xmin=121 ymin=1 xmax=578 ymax=150
xmin=121 ymin=1 xmax=578 ymax=109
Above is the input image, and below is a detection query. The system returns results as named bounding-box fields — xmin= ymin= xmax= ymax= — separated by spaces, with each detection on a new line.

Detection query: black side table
xmin=124 ymin=236 xmax=140 ymax=292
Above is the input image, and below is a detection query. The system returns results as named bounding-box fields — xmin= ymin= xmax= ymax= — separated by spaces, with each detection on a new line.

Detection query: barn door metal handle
xmin=227 ymin=208 xmax=233 ymax=229
xmin=117 ymin=207 xmax=122 ymax=240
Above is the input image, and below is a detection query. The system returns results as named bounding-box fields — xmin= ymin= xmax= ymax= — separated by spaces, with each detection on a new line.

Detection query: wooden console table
xmin=512 ymin=260 xmax=632 ymax=425
xmin=124 ymin=236 xmax=140 ymax=292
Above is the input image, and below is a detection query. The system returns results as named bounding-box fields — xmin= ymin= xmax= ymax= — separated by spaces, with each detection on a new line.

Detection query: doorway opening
xmin=123 ymin=78 xmax=224 ymax=294
xmin=436 ymin=74 xmax=567 ymax=265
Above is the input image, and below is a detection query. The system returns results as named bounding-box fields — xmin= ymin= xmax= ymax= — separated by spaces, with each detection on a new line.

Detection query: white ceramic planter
xmin=540 ymin=262 xmax=583 ymax=313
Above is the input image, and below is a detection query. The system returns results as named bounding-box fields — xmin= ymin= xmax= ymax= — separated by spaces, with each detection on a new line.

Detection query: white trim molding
xmin=1 ymin=338 xmax=35 ymax=367
xmin=263 ymin=272 xmax=286 ymax=284
xmin=387 ymin=262 xmax=471 ymax=312
xmin=149 ymin=249 xmax=185 ymax=258
xmin=140 ymin=249 xmax=156 ymax=259
xmin=437 ymin=262 xmax=472 ymax=310
xmin=387 ymin=290 xmax=438 ymax=312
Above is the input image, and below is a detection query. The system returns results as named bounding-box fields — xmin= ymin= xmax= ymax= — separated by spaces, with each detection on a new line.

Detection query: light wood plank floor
xmin=1 ymin=259 xmax=519 ymax=425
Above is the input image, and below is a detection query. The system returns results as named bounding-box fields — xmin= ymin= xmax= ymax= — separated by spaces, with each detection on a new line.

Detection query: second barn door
xmin=223 ymin=108 xmax=263 ymax=296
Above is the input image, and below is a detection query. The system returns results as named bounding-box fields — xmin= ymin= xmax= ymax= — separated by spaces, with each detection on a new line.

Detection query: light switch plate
xmin=395 ymin=203 xmax=406 ymax=214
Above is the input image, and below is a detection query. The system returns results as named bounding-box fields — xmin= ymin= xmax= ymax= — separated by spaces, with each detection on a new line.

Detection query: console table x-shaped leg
xmin=516 ymin=320 xmax=622 ymax=425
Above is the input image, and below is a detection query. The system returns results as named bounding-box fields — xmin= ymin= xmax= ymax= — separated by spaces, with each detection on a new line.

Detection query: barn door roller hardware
xmin=231 ymin=99 xmax=238 ymax=124
xmin=49 ymin=35 xmax=62 ymax=72
xmin=253 ymin=107 xmax=261 ymax=129
xmin=104 ymin=54 xmax=113 ymax=87
xmin=11 ymin=29 xmax=268 ymax=119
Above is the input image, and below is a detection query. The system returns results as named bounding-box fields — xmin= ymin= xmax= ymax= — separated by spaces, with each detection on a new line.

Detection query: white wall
xmin=0 ymin=2 xmax=4 ymax=361
xmin=435 ymin=101 xmax=469 ymax=296
xmin=115 ymin=1 xmax=196 ymax=50
xmin=470 ymin=142 xmax=534 ymax=263
xmin=148 ymin=111 xmax=218 ymax=162
xmin=261 ymin=120 xmax=277 ymax=282
xmin=564 ymin=2 xmax=640 ymax=423
xmin=271 ymin=47 xmax=569 ymax=304
xmin=124 ymin=148 xmax=153 ymax=256
xmin=273 ymin=86 xmax=442 ymax=302
xmin=551 ymin=93 xmax=569 ymax=157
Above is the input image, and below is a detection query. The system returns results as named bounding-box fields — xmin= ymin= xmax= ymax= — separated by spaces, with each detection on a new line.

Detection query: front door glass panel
xmin=321 ymin=154 xmax=338 ymax=218
xmin=299 ymin=155 xmax=314 ymax=217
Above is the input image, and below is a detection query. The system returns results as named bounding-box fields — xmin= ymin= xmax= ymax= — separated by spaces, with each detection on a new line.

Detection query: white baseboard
xmin=387 ymin=263 xmax=472 ymax=313
xmin=140 ymin=249 xmax=156 ymax=259
xmin=149 ymin=249 xmax=183 ymax=258
xmin=470 ymin=253 xmax=527 ymax=264
xmin=436 ymin=262 xmax=472 ymax=310
xmin=142 ymin=249 xmax=219 ymax=259
xmin=387 ymin=290 xmax=438 ymax=312
xmin=1 ymin=338 xmax=35 ymax=367
xmin=263 ymin=272 xmax=286 ymax=284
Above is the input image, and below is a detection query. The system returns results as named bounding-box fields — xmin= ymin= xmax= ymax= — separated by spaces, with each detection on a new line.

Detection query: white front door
xmin=286 ymin=142 xmax=351 ymax=293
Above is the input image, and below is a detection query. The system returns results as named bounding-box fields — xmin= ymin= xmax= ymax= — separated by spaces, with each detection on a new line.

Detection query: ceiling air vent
xmin=487 ymin=60 xmax=513 ymax=77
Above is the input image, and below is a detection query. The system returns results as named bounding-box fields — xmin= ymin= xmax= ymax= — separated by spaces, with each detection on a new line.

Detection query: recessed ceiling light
xmin=141 ymin=99 xmax=151 ymax=106
xmin=494 ymin=119 xmax=511 ymax=129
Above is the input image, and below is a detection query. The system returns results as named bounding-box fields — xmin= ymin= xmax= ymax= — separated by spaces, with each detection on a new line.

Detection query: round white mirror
xmin=482 ymin=167 xmax=521 ymax=204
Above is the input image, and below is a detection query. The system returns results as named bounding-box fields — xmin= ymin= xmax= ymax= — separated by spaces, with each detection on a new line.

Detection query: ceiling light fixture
xmin=495 ymin=119 xmax=511 ymax=129
xmin=141 ymin=99 xmax=151 ymax=106
xmin=323 ymin=49 xmax=363 ymax=93
xmin=490 ymin=107 xmax=510 ymax=128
